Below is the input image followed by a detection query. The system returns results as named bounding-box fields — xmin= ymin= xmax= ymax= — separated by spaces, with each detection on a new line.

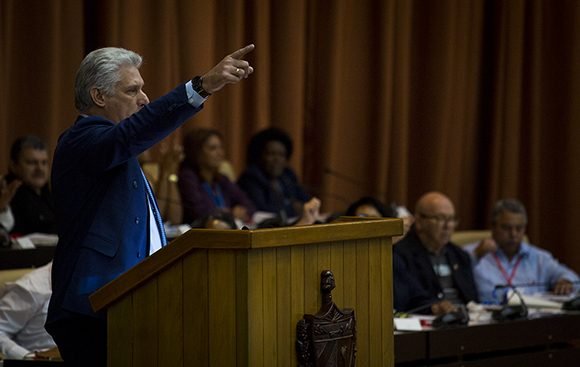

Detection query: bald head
xmin=414 ymin=192 xmax=457 ymax=253
xmin=415 ymin=192 xmax=454 ymax=215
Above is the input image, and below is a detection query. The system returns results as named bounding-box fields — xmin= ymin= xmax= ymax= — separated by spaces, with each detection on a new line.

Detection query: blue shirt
xmin=465 ymin=242 xmax=579 ymax=304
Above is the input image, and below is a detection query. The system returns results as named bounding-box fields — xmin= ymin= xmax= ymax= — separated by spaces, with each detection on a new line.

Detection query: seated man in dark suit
xmin=394 ymin=191 xmax=479 ymax=307
xmin=394 ymin=251 xmax=457 ymax=315
xmin=5 ymin=136 xmax=56 ymax=235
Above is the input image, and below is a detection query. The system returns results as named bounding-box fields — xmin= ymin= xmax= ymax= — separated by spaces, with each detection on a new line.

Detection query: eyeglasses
xmin=417 ymin=212 xmax=459 ymax=227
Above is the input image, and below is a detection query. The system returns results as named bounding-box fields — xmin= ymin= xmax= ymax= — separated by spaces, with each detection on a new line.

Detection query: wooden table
xmin=395 ymin=313 xmax=580 ymax=366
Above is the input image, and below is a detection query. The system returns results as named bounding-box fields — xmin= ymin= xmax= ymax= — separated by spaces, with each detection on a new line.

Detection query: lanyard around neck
xmin=492 ymin=253 xmax=523 ymax=286
xmin=202 ymin=182 xmax=226 ymax=208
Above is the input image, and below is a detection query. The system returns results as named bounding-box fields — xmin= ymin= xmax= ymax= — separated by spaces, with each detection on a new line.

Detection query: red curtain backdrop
xmin=1 ymin=0 xmax=579 ymax=270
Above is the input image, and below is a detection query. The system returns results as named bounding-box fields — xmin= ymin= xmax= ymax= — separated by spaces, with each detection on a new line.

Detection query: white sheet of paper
xmin=394 ymin=318 xmax=422 ymax=331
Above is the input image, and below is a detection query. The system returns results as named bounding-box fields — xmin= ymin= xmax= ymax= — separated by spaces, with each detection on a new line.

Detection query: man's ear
xmin=90 ymin=88 xmax=106 ymax=107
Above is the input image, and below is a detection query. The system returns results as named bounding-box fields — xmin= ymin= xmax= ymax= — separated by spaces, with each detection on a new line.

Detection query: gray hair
xmin=491 ymin=198 xmax=527 ymax=224
xmin=74 ymin=47 xmax=143 ymax=112
xmin=10 ymin=135 xmax=47 ymax=162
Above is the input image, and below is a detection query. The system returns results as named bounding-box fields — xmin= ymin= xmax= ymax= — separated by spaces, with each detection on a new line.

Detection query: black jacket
xmin=394 ymin=228 xmax=479 ymax=304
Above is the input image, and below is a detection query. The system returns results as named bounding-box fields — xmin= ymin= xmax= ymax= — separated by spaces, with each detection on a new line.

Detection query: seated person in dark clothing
xmin=178 ymin=128 xmax=255 ymax=225
xmin=345 ymin=196 xmax=413 ymax=243
xmin=393 ymin=252 xmax=456 ymax=315
xmin=394 ymin=191 xmax=478 ymax=306
xmin=237 ymin=127 xmax=310 ymax=222
xmin=345 ymin=196 xmax=394 ymax=218
xmin=5 ymin=136 xmax=57 ymax=235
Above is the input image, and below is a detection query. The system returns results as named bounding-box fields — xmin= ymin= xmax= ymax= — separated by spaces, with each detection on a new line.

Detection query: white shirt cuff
xmin=185 ymin=80 xmax=207 ymax=108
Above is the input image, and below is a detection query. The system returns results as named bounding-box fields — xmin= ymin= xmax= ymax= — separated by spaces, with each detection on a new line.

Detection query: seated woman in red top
xmin=178 ymin=128 xmax=255 ymax=225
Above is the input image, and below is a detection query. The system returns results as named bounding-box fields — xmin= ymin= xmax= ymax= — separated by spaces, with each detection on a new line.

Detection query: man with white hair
xmin=394 ymin=191 xmax=479 ymax=307
xmin=47 ymin=44 xmax=255 ymax=366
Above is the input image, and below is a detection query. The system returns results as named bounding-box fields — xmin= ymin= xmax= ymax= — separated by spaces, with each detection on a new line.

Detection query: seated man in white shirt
xmin=0 ymin=262 xmax=59 ymax=360
xmin=466 ymin=199 xmax=578 ymax=304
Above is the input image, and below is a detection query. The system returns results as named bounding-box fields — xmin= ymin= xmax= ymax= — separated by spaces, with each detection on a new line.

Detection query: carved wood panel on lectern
xmin=296 ymin=270 xmax=356 ymax=367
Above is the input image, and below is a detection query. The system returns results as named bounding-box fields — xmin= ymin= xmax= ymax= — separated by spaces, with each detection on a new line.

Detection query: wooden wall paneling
xmin=247 ymin=249 xmax=264 ymax=366
xmin=262 ymin=247 xmax=278 ymax=366
xmin=290 ymin=245 xmax=305 ymax=362
xmin=208 ymin=250 xmax=237 ymax=366
xmin=304 ymin=244 xmax=319 ymax=314
xmin=355 ymin=238 xmax=370 ymax=366
xmin=108 ymin=296 xmax=133 ymax=367
xmin=132 ymin=279 xmax=158 ymax=367
xmin=330 ymin=240 xmax=345 ymax=307
xmin=317 ymin=242 xmax=332 ymax=271
xmin=368 ymin=237 xmax=383 ymax=366
xmin=157 ymin=261 xmax=184 ymax=367
xmin=235 ymin=251 xmax=249 ymax=367
xmin=381 ymin=238 xmax=394 ymax=365
xmin=276 ymin=246 xmax=292 ymax=367
xmin=342 ymin=241 xmax=357 ymax=310
xmin=183 ymin=250 xmax=209 ymax=366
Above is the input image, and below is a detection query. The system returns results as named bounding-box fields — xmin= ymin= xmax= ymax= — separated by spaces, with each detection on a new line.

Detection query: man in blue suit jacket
xmin=46 ymin=45 xmax=255 ymax=366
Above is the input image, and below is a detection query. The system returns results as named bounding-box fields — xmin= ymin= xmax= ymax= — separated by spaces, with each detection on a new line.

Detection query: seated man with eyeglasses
xmin=465 ymin=198 xmax=578 ymax=304
xmin=394 ymin=191 xmax=479 ymax=310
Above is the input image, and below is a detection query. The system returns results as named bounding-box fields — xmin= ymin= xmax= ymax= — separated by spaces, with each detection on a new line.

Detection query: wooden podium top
xmin=90 ymin=217 xmax=402 ymax=312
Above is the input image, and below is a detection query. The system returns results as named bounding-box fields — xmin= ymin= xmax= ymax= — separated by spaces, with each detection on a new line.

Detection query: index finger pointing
xmin=229 ymin=44 xmax=255 ymax=59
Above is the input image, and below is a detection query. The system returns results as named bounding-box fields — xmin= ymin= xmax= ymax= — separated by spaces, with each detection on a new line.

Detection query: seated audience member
xmin=394 ymin=252 xmax=456 ymax=315
xmin=391 ymin=204 xmax=415 ymax=242
xmin=178 ymin=128 xmax=255 ymax=225
xmin=466 ymin=198 xmax=579 ymax=304
xmin=394 ymin=191 xmax=479 ymax=306
xmin=345 ymin=196 xmax=394 ymax=218
xmin=237 ymin=127 xmax=310 ymax=222
xmin=5 ymin=136 xmax=56 ymax=235
xmin=0 ymin=262 xmax=59 ymax=360
xmin=345 ymin=197 xmax=413 ymax=243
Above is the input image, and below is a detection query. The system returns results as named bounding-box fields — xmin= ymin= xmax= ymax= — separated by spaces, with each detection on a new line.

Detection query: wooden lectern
xmin=90 ymin=218 xmax=402 ymax=367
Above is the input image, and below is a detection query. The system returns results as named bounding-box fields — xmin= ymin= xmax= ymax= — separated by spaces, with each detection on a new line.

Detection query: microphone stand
xmin=397 ymin=301 xmax=469 ymax=328
xmin=493 ymin=280 xmax=580 ymax=312
xmin=492 ymin=284 xmax=529 ymax=321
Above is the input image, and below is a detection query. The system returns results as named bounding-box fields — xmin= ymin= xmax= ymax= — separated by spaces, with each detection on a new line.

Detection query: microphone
xmin=492 ymin=284 xmax=528 ymax=321
xmin=432 ymin=306 xmax=469 ymax=329
xmin=494 ymin=281 xmax=580 ymax=313
xmin=400 ymin=301 xmax=470 ymax=328
xmin=403 ymin=301 xmax=438 ymax=315
xmin=562 ymin=296 xmax=580 ymax=311
xmin=494 ymin=279 xmax=580 ymax=290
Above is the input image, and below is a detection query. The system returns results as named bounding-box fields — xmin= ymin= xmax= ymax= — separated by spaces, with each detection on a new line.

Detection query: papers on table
xmin=506 ymin=290 xmax=575 ymax=309
xmin=13 ymin=233 xmax=58 ymax=249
